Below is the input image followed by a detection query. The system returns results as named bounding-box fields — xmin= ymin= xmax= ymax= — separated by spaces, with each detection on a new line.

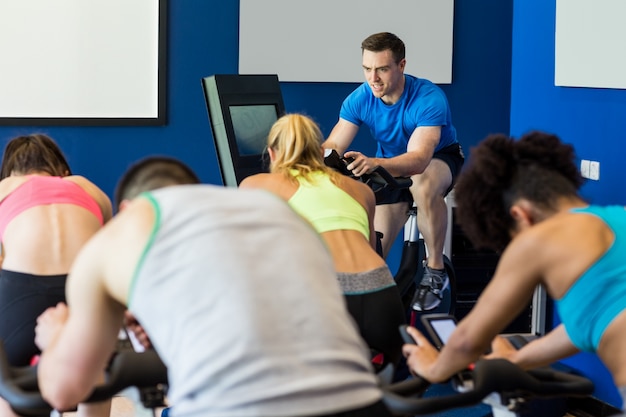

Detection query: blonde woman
xmin=240 ymin=113 xmax=405 ymax=367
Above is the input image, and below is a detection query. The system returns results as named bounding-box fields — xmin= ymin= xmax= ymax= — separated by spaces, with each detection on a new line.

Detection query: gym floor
xmin=61 ymin=389 xmax=166 ymax=417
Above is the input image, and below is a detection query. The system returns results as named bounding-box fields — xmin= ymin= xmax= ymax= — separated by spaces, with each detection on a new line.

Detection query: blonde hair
xmin=267 ymin=114 xmax=340 ymax=183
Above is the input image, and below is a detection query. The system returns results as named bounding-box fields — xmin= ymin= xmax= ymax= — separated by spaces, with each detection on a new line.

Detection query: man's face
xmin=362 ymin=49 xmax=406 ymax=104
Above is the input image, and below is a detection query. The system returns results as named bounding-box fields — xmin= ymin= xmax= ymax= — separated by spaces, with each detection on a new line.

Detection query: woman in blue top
xmin=402 ymin=131 xmax=626 ymax=411
xmin=240 ymin=113 xmax=406 ymax=369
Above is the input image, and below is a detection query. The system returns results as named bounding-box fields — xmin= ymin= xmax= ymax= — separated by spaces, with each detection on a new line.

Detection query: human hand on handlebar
xmin=484 ymin=335 xmax=517 ymax=361
xmin=124 ymin=310 xmax=153 ymax=350
xmin=35 ymin=302 xmax=69 ymax=351
xmin=401 ymin=326 xmax=441 ymax=382
xmin=343 ymin=151 xmax=378 ymax=177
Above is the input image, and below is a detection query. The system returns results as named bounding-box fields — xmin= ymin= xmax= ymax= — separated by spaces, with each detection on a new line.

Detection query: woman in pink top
xmin=0 ymin=134 xmax=112 ymax=416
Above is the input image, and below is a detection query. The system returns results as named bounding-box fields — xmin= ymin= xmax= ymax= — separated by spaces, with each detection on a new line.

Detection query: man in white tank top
xmin=34 ymin=159 xmax=393 ymax=417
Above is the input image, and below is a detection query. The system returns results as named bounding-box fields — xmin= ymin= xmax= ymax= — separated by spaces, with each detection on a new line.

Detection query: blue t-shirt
xmin=339 ymin=74 xmax=457 ymax=157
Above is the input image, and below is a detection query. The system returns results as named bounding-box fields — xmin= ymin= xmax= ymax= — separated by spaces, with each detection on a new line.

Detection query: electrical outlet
xmin=580 ymin=159 xmax=590 ymax=178
xmin=589 ymin=161 xmax=600 ymax=180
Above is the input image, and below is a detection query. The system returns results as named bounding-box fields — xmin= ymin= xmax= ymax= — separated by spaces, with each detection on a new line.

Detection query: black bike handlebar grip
xmin=505 ymin=334 xmax=532 ymax=350
xmin=0 ymin=341 xmax=169 ymax=413
xmin=0 ymin=341 xmax=52 ymax=416
xmin=86 ymin=350 xmax=168 ymax=403
xmin=371 ymin=166 xmax=412 ymax=189
xmin=382 ymin=358 xmax=594 ymax=415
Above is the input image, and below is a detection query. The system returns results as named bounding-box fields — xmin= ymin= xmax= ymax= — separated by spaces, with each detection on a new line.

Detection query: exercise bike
xmin=379 ymin=357 xmax=596 ymax=417
xmin=0 ymin=339 xmax=597 ymax=417
xmin=324 ymin=149 xmax=457 ymax=323
xmin=380 ymin=319 xmax=598 ymax=417
xmin=0 ymin=340 xmax=168 ymax=417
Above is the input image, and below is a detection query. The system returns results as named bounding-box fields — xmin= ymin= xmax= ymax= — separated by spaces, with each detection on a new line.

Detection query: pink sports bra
xmin=0 ymin=176 xmax=103 ymax=241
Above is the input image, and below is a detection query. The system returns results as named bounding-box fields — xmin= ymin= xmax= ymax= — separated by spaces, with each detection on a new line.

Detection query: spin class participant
xmin=0 ymin=134 xmax=112 ymax=417
xmin=401 ymin=131 xmax=626 ymax=413
xmin=35 ymin=159 xmax=393 ymax=417
xmin=323 ymin=32 xmax=464 ymax=312
xmin=114 ymin=156 xmax=202 ymax=352
xmin=240 ymin=113 xmax=406 ymax=368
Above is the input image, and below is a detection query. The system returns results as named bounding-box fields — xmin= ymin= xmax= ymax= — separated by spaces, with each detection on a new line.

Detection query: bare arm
xmin=345 ymin=126 xmax=441 ymax=178
xmin=37 ymin=201 xmax=154 ymax=410
xmin=36 ymin=234 xmax=124 ymax=410
xmin=404 ymin=234 xmax=545 ymax=382
xmin=238 ymin=174 xmax=266 ymax=190
xmin=322 ymin=119 xmax=360 ymax=154
xmin=496 ymin=325 xmax=579 ymax=370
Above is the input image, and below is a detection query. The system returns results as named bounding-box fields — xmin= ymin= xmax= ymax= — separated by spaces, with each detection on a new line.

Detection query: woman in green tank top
xmin=240 ymin=113 xmax=406 ymax=369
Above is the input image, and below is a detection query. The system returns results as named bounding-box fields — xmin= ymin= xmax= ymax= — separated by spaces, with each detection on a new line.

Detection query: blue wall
xmin=511 ymin=0 xmax=624 ymax=407
xmin=511 ymin=0 xmax=626 ymax=206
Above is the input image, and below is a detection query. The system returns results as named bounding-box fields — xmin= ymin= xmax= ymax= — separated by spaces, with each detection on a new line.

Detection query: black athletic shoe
xmin=411 ymin=266 xmax=450 ymax=311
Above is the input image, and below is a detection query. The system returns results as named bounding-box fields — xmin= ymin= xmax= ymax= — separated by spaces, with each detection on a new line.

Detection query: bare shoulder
xmin=337 ymin=174 xmax=374 ymax=202
xmin=238 ymin=173 xmax=274 ymax=189
xmin=0 ymin=176 xmax=28 ymax=201
xmin=65 ymin=175 xmax=113 ymax=220
xmin=64 ymin=174 xmax=97 ymax=188
xmin=239 ymin=173 xmax=290 ymax=194
xmin=84 ymin=198 xmax=155 ymax=284
xmin=64 ymin=175 xmax=106 ymax=196
xmin=111 ymin=197 xmax=155 ymax=231
xmin=331 ymin=175 xmax=375 ymax=219
xmin=504 ymin=212 xmax=609 ymax=273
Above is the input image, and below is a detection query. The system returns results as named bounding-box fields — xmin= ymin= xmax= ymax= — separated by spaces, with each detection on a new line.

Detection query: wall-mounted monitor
xmin=202 ymin=74 xmax=285 ymax=186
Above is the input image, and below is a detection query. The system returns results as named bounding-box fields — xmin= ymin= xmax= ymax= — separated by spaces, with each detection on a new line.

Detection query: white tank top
xmin=129 ymin=185 xmax=381 ymax=417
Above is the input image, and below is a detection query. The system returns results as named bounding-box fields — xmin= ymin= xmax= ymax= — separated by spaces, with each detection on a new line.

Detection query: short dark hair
xmin=361 ymin=32 xmax=406 ymax=64
xmin=0 ymin=134 xmax=72 ymax=179
xmin=114 ymin=156 xmax=200 ymax=209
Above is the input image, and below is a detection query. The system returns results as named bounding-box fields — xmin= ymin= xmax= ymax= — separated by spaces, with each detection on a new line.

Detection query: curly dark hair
xmin=454 ymin=131 xmax=584 ymax=252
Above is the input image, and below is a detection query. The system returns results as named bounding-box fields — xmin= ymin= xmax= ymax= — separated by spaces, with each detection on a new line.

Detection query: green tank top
xmin=288 ymin=171 xmax=370 ymax=240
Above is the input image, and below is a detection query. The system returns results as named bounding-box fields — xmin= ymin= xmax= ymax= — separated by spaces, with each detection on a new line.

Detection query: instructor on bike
xmin=323 ymin=31 xmax=464 ymax=312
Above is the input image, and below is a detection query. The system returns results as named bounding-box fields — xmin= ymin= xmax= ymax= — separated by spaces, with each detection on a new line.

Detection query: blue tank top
xmin=555 ymin=205 xmax=626 ymax=352
xmin=340 ymin=74 xmax=457 ymax=157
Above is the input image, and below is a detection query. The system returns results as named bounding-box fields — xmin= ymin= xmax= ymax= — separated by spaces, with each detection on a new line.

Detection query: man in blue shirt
xmin=323 ymin=32 xmax=464 ymax=311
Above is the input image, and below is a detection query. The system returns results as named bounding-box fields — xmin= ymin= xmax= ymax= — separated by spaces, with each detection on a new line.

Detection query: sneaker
xmin=411 ymin=266 xmax=450 ymax=311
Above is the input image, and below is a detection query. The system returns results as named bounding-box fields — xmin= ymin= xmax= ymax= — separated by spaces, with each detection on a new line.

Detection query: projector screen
xmin=239 ymin=0 xmax=454 ymax=84
xmin=0 ymin=0 xmax=167 ymax=125
xmin=555 ymin=0 xmax=626 ymax=89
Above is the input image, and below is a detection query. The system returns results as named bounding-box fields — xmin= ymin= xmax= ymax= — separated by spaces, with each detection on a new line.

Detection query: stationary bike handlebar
xmin=323 ymin=149 xmax=413 ymax=192
xmin=381 ymin=358 xmax=595 ymax=415
xmin=0 ymin=341 xmax=168 ymax=416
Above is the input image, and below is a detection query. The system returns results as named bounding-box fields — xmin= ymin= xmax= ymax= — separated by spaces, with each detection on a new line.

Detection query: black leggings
xmin=344 ymin=286 xmax=406 ymax=368
xmin=0 ymin=270 xmax=66 ymax=366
